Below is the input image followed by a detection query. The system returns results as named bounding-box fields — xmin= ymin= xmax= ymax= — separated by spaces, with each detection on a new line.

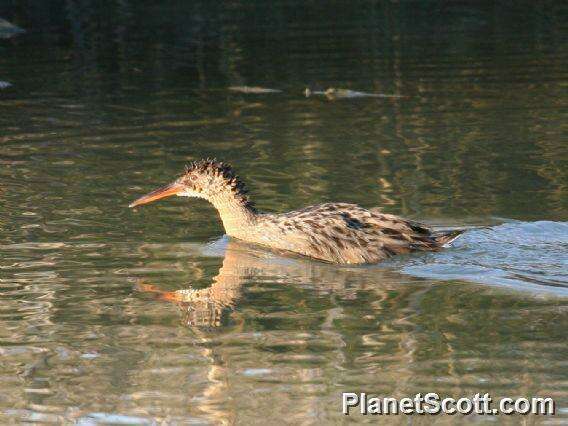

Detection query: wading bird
xmin=129 ymin=159 xmax=463 ymax=264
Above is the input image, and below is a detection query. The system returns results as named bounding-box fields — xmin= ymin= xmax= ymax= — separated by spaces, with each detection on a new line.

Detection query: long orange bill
xmin=129 ymin=182 xmax=184 ymax=208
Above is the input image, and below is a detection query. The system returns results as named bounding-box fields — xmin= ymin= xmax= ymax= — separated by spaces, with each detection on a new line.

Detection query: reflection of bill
xmin=136 ymin=238 xmax=410 ymax=328
xmin=137 ymin=281 xmax=237 ymax=327
xmin=136 ymin=239 xmax=244 ymax=327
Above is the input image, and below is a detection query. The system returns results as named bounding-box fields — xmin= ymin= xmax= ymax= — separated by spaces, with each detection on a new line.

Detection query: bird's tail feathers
xmin=434 ymin=229 xmax=465 ymax=246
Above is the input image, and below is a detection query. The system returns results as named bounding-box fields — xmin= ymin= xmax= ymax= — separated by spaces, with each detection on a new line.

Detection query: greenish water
xmin=0 ymin=2 xmax=567 ymax=424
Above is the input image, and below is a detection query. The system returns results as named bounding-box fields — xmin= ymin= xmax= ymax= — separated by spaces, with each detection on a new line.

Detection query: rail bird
xmin=129 ymin=159 xmax=463 ymax=264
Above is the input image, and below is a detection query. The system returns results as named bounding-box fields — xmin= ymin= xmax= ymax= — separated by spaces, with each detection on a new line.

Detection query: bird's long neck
xmin=208 ymin=189 xmax=258 ymax=239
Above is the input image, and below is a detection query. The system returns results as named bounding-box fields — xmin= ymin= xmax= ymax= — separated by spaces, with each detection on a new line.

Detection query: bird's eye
xmin=189 ymin=174 xmax=197 ymax=181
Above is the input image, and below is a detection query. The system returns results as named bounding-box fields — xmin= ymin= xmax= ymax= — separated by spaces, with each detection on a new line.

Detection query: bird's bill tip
xmin=128 ymin=182 xmax=184 ymax=208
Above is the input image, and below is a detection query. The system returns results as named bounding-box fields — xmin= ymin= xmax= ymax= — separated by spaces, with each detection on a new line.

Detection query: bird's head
xmin=129 ymin=159 xmax=251 ymax=208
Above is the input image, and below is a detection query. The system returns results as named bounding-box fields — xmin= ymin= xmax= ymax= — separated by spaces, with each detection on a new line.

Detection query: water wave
xmin=390 ymin=221 xmax=568 ymax=296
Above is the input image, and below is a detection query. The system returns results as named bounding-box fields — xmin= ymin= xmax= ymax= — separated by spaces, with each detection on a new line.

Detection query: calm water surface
xmin=0 ymin=2 xmax=567 ymax=424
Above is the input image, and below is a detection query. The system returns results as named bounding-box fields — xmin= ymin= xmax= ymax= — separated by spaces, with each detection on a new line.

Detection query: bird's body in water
xmin=129 ymin=159 xmax=463 ymax=264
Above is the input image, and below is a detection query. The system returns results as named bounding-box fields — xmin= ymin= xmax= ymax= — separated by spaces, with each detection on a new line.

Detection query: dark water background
xmin=0 ymin=1 xmax=567 ymax=424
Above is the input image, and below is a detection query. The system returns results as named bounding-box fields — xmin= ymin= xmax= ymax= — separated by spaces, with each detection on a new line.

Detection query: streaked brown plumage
xmin=129 ymin=159 xmax=463 ymax=264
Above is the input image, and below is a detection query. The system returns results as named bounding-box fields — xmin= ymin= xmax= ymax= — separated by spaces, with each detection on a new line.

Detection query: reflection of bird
xmin=130 ymin=159 xmax=463 ymax=264
xmin=135 ymin=239 xmax=411 ymax=328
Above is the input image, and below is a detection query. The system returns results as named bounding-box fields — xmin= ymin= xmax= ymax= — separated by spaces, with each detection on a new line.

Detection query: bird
xmin=129 ymin=159 xmax=463 ymax=264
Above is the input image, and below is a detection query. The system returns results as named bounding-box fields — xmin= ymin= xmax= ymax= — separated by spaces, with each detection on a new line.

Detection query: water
xmin=1 ymin=1 xmax=567 ymax=424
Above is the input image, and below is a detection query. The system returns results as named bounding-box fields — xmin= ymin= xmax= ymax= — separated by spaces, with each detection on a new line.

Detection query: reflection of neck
xmin=209 ymin=190 xmax=257 ymax=238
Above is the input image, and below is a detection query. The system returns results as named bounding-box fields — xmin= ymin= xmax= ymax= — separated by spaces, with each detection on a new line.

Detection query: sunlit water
xmin=1 ymin=2 xmax=567 ymax=424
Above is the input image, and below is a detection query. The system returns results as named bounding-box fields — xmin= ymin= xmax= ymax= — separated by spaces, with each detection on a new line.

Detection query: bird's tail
xmin=434 ymin=229 xmax=465 ymax=246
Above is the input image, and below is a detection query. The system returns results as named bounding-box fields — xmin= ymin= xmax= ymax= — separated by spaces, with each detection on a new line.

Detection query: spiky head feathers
xmin=177 ymin=159 xmax=254 ymax=209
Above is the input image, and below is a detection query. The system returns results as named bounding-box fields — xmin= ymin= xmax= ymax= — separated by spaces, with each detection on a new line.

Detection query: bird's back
xmin=249 ymin=203 xmax=462 ymax=264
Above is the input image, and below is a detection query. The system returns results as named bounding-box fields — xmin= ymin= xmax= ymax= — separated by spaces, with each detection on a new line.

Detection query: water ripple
xmin=393 ymin=221 xmax=568 ymax=295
